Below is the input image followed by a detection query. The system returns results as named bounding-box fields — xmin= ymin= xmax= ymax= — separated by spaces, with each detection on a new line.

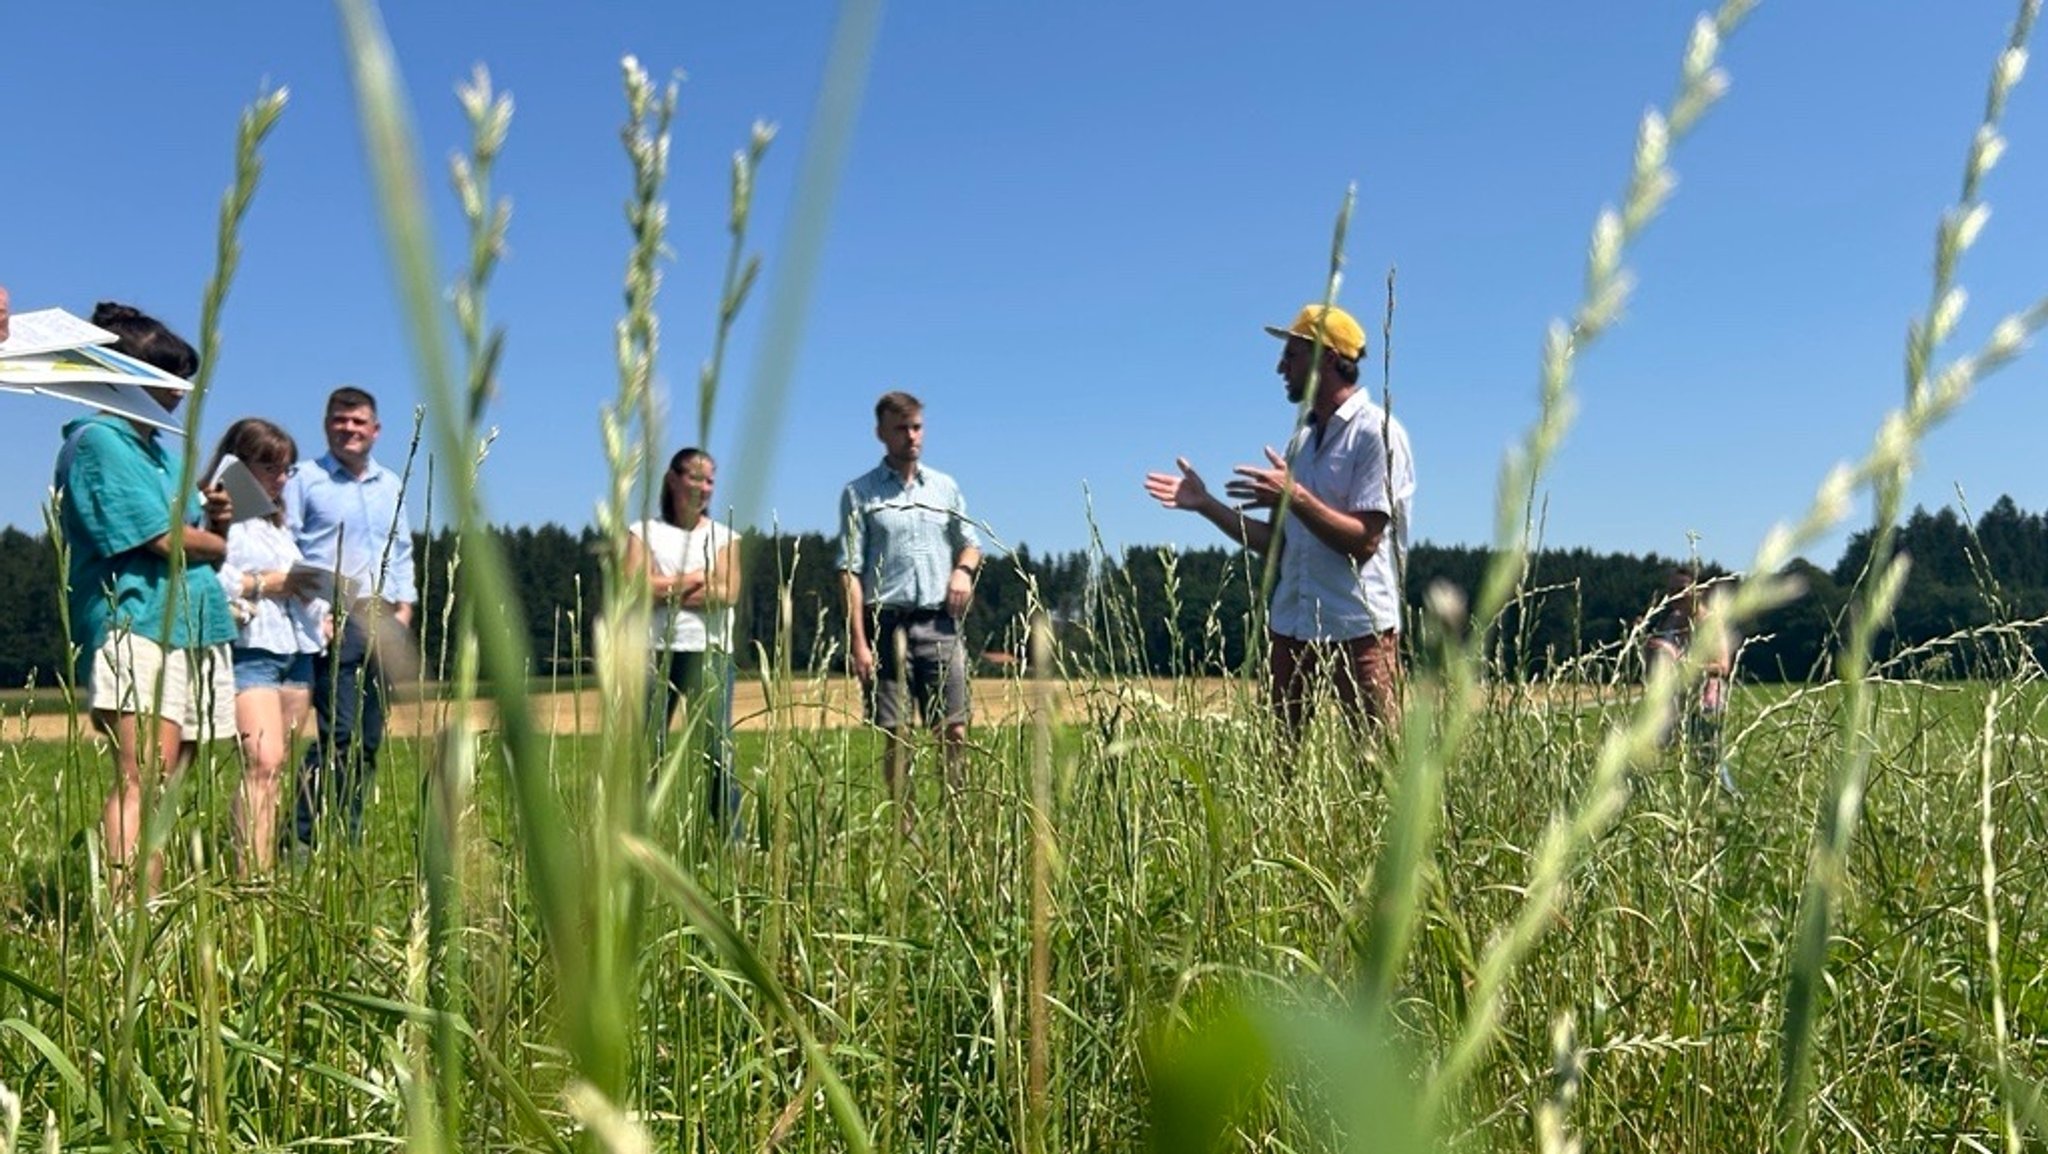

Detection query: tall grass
xmin=5 ymin=0 xmax=2048 ymax=1151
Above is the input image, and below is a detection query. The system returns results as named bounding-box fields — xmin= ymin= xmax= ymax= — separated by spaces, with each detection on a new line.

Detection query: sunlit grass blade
xmin=333 ymin=0 xmax=613 ymax=1100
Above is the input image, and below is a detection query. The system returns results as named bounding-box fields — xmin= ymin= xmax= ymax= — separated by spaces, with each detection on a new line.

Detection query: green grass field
xmin=4 ymin=677 xmax=2046 ymax=1149
xmin=7 ymin=0 xmax=2044 ymax=1147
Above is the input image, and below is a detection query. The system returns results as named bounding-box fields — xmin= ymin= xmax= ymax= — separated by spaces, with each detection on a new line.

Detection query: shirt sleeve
xmin=1347 ymin=427 xmax=1392 ymax=517
xmin=948 ymin=481 xmax=981 ymax=553
xmin=837 ymin=485 xmax=863 ymax=573
xmin=386 ymin=493 xmax=419 ymax=606
xmin=64 ymin=425 xmax=171 ymax=560
xmin=282 ymin=465 xmax=308 ymax=538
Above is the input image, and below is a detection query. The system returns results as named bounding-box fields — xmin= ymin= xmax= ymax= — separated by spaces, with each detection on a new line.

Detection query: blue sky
xmin=5 ymin=2 xmax=2044 ymax=571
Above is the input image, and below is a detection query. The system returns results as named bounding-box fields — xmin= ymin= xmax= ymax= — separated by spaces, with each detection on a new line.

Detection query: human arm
xmin=841 ymin=569 xmax=873 ymax=684
xmin=0 ymin=285 xmax=10 ymax=343
xmin=945 ymin=485 xmax=982 ymax=619
xmin=1225 ymin=445 xmax=1386 ymax=563
xmin=143 ymin=524 xmax=229 ymax=564
xmin=1145 ymin=456 xmax=1275 ymax=553
xmin=141 ymin=483 xmax=236 ymax=563
xmin=692 ymin=532 xmax=741 ymax=610
xmin=837 ymin=486 xmax=874 ymax=682
xmin=384 ymin=494 xmax=418 ymax=629
xmin=946 ymin=543 xmax=981 ymax=619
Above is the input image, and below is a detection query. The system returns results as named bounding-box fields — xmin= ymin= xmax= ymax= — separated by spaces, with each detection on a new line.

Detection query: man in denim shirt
xmin=284 ymin=386 xmax=417 ymax=845
xmin=839 ymin=391 xmax=982 ymax=817
xmin=1146 ymin=303 xmax=1415 ymax=741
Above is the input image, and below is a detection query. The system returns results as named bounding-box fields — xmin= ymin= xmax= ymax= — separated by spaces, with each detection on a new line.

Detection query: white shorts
xmin=90 ymin=633 xmax=238 ymax=744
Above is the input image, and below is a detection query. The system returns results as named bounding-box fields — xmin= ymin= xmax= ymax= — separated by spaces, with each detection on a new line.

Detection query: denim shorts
xmin=232 ymin=646 xmax=315 ymax=692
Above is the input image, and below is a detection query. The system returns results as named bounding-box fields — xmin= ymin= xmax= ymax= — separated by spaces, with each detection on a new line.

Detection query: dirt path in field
xmin=7 ymin=677 xmax=1253 ymax=742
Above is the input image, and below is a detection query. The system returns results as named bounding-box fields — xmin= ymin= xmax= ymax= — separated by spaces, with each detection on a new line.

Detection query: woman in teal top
xmin=54 ymin=302 xmax=239 ymax=894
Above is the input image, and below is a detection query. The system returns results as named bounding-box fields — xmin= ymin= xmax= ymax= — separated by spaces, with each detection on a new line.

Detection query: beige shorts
xmin=90 ymin=633 xmax=238 ymax=743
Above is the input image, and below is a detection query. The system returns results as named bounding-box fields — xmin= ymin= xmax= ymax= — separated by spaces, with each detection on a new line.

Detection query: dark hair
xmin=203 ymin=418 xmax=299 ymax=526
xmin=874 ymin=390 xmax=923 ymax=424
xmin=659 ymin=447 xmax=714 ymax=526
xmin=1327 ymin=352 xmax=1361 ymax=385
xmin=326 ymin=385 xmax=379 ymax=416
xmin=1655 ymin=566 xmax=1706 ymax=628
xmin=92 ymin=301 xmax=198 ymax=378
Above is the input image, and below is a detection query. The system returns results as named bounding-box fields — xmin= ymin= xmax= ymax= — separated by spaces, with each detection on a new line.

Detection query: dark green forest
xmin=2 ymin=496 xmax=2044 ymax=690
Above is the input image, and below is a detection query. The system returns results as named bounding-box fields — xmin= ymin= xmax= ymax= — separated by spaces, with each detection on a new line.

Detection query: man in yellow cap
xmin=1144 ymin=302 xmax=1415 ymax=740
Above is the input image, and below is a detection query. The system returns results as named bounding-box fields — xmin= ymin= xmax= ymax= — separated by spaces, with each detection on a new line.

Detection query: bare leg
xmin=96 ymin=709 xmax=182 ymax=901
xmin=233 ymin=687 xmax=290 ymax=876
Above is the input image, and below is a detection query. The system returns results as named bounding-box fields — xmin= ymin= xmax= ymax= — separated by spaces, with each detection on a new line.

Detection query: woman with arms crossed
xmin=626 ymin=447 xmax=743 ymax=836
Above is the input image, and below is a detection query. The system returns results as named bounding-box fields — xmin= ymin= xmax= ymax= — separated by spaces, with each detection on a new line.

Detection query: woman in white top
xmin=206 ymin=418 xmax=327 ymax=872
xmin=626 ymin=447 xmax=743 ymax=832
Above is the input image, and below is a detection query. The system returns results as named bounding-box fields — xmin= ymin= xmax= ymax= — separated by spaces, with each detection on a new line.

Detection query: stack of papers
xmin=0 ymin=307 xmax=192 ymax=433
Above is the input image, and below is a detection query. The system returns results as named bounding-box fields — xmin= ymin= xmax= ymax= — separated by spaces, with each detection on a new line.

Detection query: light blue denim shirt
xmin=283 ymin=452 xmax=418 ymax=609
xmin=838 ymin=460 xmax=979 ymax=611
xmin=1268 ymin=390 xmax=1415 ymax=641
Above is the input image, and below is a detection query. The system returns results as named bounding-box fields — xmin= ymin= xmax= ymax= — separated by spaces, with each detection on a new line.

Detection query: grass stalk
xmin=333 ymin=0 xmax=607 ymax=1104
xmin=420 ymin=62 xmax=516 ymax=1151
xmin=1372 ymin=11 xmax=1758 ymax=1125
xmin=1776 ymin=4 xmax=2042 ymax=1144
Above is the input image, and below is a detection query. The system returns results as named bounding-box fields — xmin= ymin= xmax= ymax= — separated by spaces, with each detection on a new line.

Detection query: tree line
xmin=2 ymin=495 xmax=2044 ymax=689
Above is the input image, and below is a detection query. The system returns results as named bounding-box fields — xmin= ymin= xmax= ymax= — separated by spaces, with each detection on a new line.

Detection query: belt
xmin=875 ymin=605 xmax=946 ymax=624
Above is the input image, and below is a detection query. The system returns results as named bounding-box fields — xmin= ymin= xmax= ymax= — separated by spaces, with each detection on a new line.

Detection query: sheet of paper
xmin=0 ymin=342 xmax=193 ymax=389
xmin=289 ymin=562 xmax=359 ymax=605
xmin=30 ymin=381 xmax=182 ymax=433
xmin=210 ymin=455 xmax=278 ymax=523
xmin=0 ymin=307 xmax=119 ymax=358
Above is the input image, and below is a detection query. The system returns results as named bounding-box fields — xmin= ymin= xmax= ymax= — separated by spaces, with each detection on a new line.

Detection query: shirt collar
xmin=875 ymin=458 xmax=923 ymax=486
xmin=1327 ymin=388 xmax=1373 ymax=426
xmin=316 ymin=451 xmax=386 ymax=483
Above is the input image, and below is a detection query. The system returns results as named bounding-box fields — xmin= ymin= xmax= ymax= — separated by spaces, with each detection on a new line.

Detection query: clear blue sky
xmin=5 ymin=2 xmax=2044 ymax=571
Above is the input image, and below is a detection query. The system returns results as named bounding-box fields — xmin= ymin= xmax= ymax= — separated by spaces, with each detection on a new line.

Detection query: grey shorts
xmin=867 ymin=608 xmax=971 ymax=730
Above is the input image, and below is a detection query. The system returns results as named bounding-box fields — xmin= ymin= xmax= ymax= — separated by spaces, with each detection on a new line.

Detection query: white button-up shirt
xmin=1268 ymin=390 xmax=1416 ymax=642
xmin=217 ymin=518 xmax=326 ymax=655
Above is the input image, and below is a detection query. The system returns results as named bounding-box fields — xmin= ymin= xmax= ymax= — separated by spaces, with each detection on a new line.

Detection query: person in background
xmin=0 ymin=284 xmax=12 ymax=342
xmin=1643 ymin=566 xmax=1737 ymax=794
xmin=204 ymin=418 xmax=326 ymax=872
xmin=627 ymin=446 xmax=743 ymax=835
xmin=838 ymin=391 xmax=981 ymax=823
xmin=284 ymin=385 xmax=417 ymax=847
xmin=53 ymin=302 xmax=239 ymax=896
xmin=1146 ymin=302 xmax=1416 ymax=745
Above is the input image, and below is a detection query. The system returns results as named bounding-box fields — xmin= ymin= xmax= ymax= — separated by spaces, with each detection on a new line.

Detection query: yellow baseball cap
xmin=1263 ymin=303 xmax=1366 ymax=360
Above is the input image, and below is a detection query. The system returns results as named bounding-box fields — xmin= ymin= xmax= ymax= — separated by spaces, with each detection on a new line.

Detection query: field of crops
xmin=4 ymin=674 xmax=2048 ymax=1150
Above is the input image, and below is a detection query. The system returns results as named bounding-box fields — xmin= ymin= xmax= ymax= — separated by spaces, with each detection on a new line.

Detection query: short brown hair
xmin=326 ymin=385 xmax=379 ymax=416
xmin=874 ymin=390 xmax=922 ymax=424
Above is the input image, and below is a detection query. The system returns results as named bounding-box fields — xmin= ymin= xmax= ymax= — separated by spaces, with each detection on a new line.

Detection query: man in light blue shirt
xmin=1145 ymin=303 xmax=1415 ymax=741
xmin=839 ymin=390 xmax=982 ymax=818
xmin=284 ymin=385 xmax=417 ymax=845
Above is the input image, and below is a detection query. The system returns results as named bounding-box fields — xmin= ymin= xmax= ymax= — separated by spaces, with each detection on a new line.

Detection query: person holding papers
xmin=53 ymin=302 xmax=238 ymax=899
xmin=283 ymin=386 xmax=416 ymax=848
xmin=0 ymin=285 xmax=11 ymax=343
xmin=204 ymin=418 xmax=326 ymax=873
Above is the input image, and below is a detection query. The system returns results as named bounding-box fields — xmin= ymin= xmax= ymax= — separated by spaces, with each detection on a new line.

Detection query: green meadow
xmin=8 ymin=0 xmax=2048 ymax=1149
xmin=4 ymin=678 xmax=2048 ymax=1150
